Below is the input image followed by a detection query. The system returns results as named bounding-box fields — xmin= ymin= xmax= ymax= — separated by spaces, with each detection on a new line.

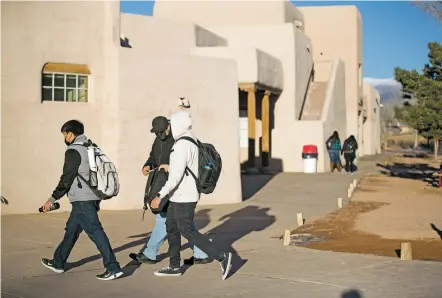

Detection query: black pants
xmin=53 ymin=200 xmax=120 ymax=271
xmin=344 ymin=152 xmax=356 ymax=172
xmin=166 ymin=202 xmax=224 ymax=268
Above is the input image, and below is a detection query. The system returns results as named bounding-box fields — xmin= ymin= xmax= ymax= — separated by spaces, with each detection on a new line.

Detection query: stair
xmin=301 ymin=82 xmax=328 ymax=121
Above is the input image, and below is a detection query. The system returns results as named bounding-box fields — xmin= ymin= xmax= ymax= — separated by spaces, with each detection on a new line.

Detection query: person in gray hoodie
xmin=40 ymin=120 xmax=123 ymax=281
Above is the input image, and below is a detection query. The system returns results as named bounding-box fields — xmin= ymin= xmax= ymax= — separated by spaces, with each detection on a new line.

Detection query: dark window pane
xmin=66 ymin=89 xmax=77 ymax=102
xmin=78 ymin=89 xmax=88 ymax=102
xmin=54 ymin=74 xmax=65 ymax=87
xmin=42 ymin=74 xmax=53 ymax=87
xmin=54 ymin=88 xmax=64 ymax=101
xmin=42 ymin=88 xmax=52 ymax=101
xmin=78 ymin=76 xmax=88 ymax=89
xmin=66 ymin=75 xmax=76 ymax=88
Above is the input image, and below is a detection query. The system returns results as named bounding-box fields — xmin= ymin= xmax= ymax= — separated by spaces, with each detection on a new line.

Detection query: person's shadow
xmin=341 ymin=289 xmax=362 ymax=298
xmin=202 ymin=205 xmax=276 ymax=277
xmin=65 ymin=208 xmax=212 ymax=277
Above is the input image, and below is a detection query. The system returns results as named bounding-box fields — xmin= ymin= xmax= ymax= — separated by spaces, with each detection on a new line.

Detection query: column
xmin=261 ymin=90 xmax=271 ymax=168
xmin=246 ymin=85 xmax=256 ymax=168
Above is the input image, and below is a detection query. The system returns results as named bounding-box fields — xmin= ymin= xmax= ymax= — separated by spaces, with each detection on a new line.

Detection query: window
xmin=41 ymin=63 xmax=91 ymax=102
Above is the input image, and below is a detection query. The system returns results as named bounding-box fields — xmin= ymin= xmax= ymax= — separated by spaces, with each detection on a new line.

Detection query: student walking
xmin=40 ymin=120 xmax=123 ymax=281
xmin=326 ymin=131 xmax=342 ymax=172
xmin=129 ymin=116 xmax=209 ymax=265
xmin=342 ymin=135 xmax=358 ymax=173
xmin=150 ymin=110 xmax=232 ymax=280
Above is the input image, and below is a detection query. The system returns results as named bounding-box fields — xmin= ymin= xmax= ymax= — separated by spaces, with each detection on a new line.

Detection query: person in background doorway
xmin=342 ymin=135 xmax=358 ymax=173
xmin=326 ymin=131 xmax=342 ymax=172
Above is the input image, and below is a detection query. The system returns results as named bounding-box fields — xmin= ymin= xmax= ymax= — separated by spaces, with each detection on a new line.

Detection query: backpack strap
xmin=177 ymin=136 xmax=200 ymax=147
xmin=176 ymin=136 xmax=200 ymax=188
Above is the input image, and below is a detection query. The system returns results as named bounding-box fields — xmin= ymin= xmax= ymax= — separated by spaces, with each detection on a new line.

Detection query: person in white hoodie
xmin=150 ymin=110 xmax=232 ymax=280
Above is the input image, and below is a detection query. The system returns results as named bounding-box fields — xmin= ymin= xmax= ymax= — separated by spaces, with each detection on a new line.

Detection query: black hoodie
xmin=342 ymin=137 xmax=358 ymax=154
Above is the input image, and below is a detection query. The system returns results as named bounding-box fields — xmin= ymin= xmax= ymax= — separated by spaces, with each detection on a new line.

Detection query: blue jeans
xmin=142 ymin=213 xmax=208 ymax=260
xmin=54 ymin=201 xmax=120 ymax=271
xmin=328 ymin=149 xmax=341 ymax=165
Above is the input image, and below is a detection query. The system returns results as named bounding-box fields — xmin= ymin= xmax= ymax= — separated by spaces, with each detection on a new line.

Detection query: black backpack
xmin=177 ymin=136 xmax=222 ymax=194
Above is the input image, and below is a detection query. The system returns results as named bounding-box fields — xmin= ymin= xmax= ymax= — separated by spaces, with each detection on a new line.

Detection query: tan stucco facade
xmin=362 ymin=83 xmax=382 ymax=155
xmin=1 ymin=1 xmax=380 ymax=214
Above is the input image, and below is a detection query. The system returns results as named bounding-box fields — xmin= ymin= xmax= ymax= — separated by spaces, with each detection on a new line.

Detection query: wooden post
xmin=297 ymin=213 xmax=304 ymax=226
xmin=246 ymin=85 xmax=256 ymax=168
xmin=283 ymin=230 xmax=291 ymax=246
xmin=400 ymin=242 xmax=412 ymax=260
xmin=348 ymin=188 xmax=352 ymax=199
xmin=338 ymin=197 xmax=343 ymax=209
xmin=353 ymin=179 xmax=358 ymax=188
xmin=261 ymin=90 xmax=271 ymax=168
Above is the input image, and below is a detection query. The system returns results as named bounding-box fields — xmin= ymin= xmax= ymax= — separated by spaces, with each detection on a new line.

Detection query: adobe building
xmin=1 ymin=1 xmax=381 ymax=214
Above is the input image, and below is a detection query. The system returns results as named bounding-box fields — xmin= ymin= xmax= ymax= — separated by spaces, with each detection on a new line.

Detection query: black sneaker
xmin=96 ymin=269 xmax=123 ymax=281
xmin=129 ymin=252 xmax=157 ymax=264
xmin=219 ymin=252 xmax=232 ymax=280
xmin=41 ymin=258 xmax=64 ymax=274
xmin=154 ymin=266 xmax=182 ymax=277
xmin=184 ymin=256 xmax=212 ymax=265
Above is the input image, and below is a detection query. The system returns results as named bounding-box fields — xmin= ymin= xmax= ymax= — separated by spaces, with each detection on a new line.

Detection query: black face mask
xmin=65 ymin=140 xmax=71 ymax=146
xmin=156 ymin=132 xmax=168 ymax=141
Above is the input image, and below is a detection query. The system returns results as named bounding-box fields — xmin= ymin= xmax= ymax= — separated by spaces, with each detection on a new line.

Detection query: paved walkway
xmin=2 ymin=155 xmax=442 ymax=298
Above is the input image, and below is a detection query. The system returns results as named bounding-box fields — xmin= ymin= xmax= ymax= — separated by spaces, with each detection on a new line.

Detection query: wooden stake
xmin=297 ymin=213 xmax=304 ymax=226
xmin=348 ymin=188 xmax=352 ymax=199
xmin=353 ymin=179 xmax=358 ymax=188
xmin=400 ymin=242 xmax=412 ymax=260
xmin=338 ymin=197 xmax=343 ymax=209
xmin=283 ymin=230 xmax=291 ymax=246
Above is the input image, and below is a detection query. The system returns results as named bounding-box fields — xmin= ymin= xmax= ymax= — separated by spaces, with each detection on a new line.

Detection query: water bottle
xmin=87 ymin=147 xmax=98 ymax=187
xmin=39 ymin=202 xmax=60 ymax=213
xmin=199 ymin=163 xmax=213 ymax=186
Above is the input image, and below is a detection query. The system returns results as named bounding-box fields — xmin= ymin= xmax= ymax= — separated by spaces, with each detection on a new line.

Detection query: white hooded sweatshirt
xmin=158 ymin=110 xmax=200 ymax=203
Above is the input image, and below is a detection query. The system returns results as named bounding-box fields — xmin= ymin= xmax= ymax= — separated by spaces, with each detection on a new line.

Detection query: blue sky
xmin=120 ymin=1 xmax=441 ymax=80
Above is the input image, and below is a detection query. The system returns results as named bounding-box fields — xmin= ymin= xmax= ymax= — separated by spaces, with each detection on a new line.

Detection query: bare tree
xmin=413 ymin=1 xmax=442 ymax=21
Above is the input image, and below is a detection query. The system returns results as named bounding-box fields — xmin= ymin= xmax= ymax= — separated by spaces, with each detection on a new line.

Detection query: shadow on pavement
xmin=241 ymin=174 xmax=276 ymax=201
xmin=341 ymin=289 xmax=362 ymax=298
xmin=205 ymin=205 xmax=276 ymax=277
xmin=377 ymin=162 xmax=440 ymax=187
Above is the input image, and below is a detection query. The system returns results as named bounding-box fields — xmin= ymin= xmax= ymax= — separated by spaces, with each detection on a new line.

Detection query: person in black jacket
xmin=341 ymin=135 xmax=358 ymax=173
xmin=129 ymin=116 xmax=208 ymax=265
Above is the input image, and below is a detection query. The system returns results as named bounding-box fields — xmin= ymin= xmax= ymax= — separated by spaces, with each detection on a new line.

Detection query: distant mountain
xmin=363 ymin=77 xmax=403 ymax=103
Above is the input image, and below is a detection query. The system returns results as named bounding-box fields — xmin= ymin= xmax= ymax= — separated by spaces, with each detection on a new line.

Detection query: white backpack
xmin=75 ymin=141 xmax=120 ymax=200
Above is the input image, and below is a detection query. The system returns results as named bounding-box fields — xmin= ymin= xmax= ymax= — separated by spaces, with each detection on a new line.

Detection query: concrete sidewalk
xmin=2 ymin=156 xmax=442 ymax=297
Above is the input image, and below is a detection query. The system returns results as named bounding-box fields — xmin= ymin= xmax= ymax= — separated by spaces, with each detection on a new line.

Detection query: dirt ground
xmin=293 ymin=157 xmax=442 ymax=260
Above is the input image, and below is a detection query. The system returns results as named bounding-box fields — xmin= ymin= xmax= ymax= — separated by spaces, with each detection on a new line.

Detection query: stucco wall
xmin=321 ymin=59 xmax=347 ymax=169
xmin=207 ymin=24 xmax=313 ymax=172
xmin=362 ymin=83 xmax=381 ymax=155
xmin=299 ymin=6 xmax=362 ymax=142
xmin=115 ymin=48 xmax=242 ymax=209
xmin=120 ymin=13 xmax=227 ymax=55
xmin=192 ymin=46 xmax=283 ymax=91
xmin=1 ymin=1 xmax=120 ymax=214
xmin=153 ymin=0 xmax=304 ymax=28
xmin=284 ymin=59 xmax=346 ymax=173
